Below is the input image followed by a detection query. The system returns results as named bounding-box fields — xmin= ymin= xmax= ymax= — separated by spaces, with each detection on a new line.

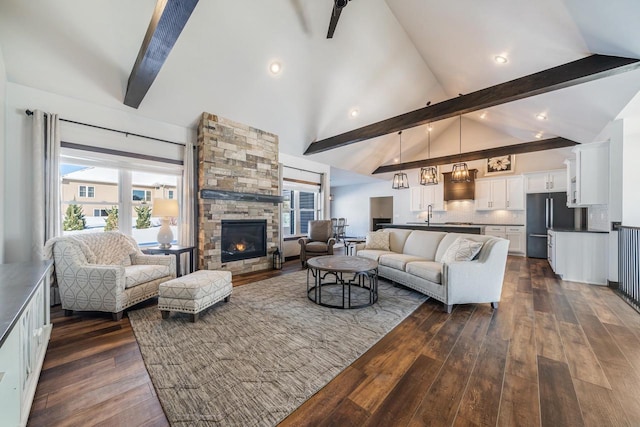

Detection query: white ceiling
xmin=1 ymin=0 xmax=639 ymax=186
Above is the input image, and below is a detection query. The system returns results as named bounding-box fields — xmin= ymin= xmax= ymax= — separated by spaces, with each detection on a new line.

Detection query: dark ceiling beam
xmin=372 ymin=137 xmax=578 ymax=174
xmin=124 ymin=0 xmax=199 ymax=109
xmin=305 ymin=54 xmax=640 ymax=155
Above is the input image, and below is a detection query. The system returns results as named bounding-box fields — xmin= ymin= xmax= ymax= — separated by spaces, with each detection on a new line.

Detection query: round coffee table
xmin=306 ymin=255 xmax=378 ymax=309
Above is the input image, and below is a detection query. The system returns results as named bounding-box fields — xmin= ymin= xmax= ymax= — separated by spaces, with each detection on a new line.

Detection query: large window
xmin=282 ymin=189 xmax=319 ymax=236
xmin=299 ymin=192 xmax=316 ymax=235
xmin=60 ymin=163 xmax=180 ymax=246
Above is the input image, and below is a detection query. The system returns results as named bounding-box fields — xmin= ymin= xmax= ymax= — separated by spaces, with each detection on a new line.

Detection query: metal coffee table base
xmin=307 ymin=268 xmax=378 ymax=309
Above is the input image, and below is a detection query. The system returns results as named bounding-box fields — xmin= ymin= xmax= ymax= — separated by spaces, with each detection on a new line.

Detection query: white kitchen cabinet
xmin=409 ymin=187 xmax=423 ymax=212
xmin=484 ymin=225 xmax=525 ymax=255
xmin=505 ymin=176 xmax=525 ymax=210
xmin=506 ymin=226 xmax=525 ymax=254
xmin=0 ymin=262 xmax=52 ymax=427
xmin=484 ymin=225 xmax=506 ymax=239
xmin=475 ymin=176 xmax=523 ymax=210
xmin=409 ymin=184 xmax=445 ymax=211
xmin=548 ymin=230 xmax=608 ymax=285
xmin=565 ymin=159 xmax=578 ymax=207
xmin=475 ymin=180 xmax=506 ymax=210
xmin=525 ymin=170 xmax=566 ymax=193
xmin=572 ymin=141 xmax=609 ymax=206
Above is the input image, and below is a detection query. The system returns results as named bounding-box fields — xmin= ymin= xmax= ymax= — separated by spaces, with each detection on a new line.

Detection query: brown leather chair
xmin=298 ymin=220 xmax=336 ymax=267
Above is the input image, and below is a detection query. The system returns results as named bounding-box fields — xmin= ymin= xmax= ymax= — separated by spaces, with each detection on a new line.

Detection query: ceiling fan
xmin=327 ymin=0 xmax=351 ymax=38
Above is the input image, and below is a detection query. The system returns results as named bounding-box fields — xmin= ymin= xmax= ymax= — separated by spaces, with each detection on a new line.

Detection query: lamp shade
xmin=420 ymin=166 xmax=438 ymax=185
xmin=392 ymin=131 xmax=409 ymax=190
xmin=451 ymin=162 xmax=471 ymax=183
xmin=153 ymin=198 xmax=179 ymax=217
xmin=392 ymin=172 xmax=409 ymax=189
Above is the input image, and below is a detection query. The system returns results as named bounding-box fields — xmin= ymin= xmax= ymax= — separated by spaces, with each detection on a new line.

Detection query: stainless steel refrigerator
xmin=526 ymin=192 xmax=575 ymax=258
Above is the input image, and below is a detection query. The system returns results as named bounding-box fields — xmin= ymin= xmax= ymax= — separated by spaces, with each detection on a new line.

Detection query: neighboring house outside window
xmin=93 ymin=209 xmax=108 ymax=217
xmin=78 ymin=185 xmax=95 ymax=198
xmin=168 ymin=190 xmax=174 ymax=199
xmin=132 ymin=189 xmax=152 ymax=202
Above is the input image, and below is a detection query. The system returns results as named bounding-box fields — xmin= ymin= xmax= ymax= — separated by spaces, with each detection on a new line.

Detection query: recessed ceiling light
xmin=536 ymin=113 xmax=547 ymax=121
xmin=349 ymin=108 xmax=359 ymax=118
xmin=535 ymin=132 xmax=543 ymax=139
xmin=394 ymin=157 xmax=399 ymax=163
xmin=426 ymin=124 xmax=433 ymax=132
xmin=494 ymin=55 xmax=508 ymax=64
xmin=269 ymin=61 xmax=282 ymax=75
xmin=480 ymin=112 xmax=488 ymax=119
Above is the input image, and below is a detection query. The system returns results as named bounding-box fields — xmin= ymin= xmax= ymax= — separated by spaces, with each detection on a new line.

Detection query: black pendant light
xmin=451 ymin=115 xmax=471 ymax=183
xmin=392 ymin=131 xmax=409 ymax=190
xmin=420 ymin=124 xmax=438 ymax=186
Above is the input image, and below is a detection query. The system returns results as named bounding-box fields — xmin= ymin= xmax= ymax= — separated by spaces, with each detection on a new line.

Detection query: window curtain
xmin=179 ymin=141 xmax=196 ymax=275
xmin=32 ymin=110 xmax=62 ymax=304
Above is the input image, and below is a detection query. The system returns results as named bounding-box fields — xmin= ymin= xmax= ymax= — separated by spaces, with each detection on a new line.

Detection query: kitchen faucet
xmin=426 ymin=204 xmax=433 ymax=226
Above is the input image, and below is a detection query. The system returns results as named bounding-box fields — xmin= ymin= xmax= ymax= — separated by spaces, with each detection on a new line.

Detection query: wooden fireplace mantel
xmin=200 ymin=189 xmax=284 ymax=204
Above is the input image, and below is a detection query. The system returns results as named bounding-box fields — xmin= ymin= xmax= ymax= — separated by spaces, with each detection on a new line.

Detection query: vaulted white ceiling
xmin=1 ymin=0 xmax=639 ymax=186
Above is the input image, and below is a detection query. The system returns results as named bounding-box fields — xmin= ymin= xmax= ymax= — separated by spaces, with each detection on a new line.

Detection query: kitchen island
xmin=382 ymin=223 xmax=484 ymax=234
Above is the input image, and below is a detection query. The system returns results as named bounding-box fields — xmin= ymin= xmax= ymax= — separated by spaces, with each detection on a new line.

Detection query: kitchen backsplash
xmin=587 ymin=205 xmax=609 ymax=231
xmin=416 ymin=200 xmax=525 ymax=225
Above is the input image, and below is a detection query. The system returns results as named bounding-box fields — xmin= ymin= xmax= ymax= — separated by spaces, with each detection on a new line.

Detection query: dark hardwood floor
xmin=28 ymin=251 xmax=640 ymax=426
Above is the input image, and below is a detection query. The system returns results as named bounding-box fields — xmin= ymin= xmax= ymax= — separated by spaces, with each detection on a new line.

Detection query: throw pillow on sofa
xmin=365 ymin=231 xmax=390 ymax=251
xmin=441 ymin=237 xmax=483 ymax=263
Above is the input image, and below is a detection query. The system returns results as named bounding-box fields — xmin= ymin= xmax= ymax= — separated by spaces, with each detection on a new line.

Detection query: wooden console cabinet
xmin=0 ymin=261 xmax=52 ymax=426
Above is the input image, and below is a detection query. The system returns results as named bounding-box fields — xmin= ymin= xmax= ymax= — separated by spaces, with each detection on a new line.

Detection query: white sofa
xmin=355 ymin=229 xmax=509 ymax=313
xmin=46 ymin=232 xmax=176 ymax=320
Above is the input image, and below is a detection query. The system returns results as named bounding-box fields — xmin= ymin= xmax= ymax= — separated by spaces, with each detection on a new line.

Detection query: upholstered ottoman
xmin=158 ymin=270 xmax=232 ymax=322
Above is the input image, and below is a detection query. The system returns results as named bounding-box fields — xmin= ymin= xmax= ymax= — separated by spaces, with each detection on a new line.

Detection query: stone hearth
xmin=197 ymin=113 xmax=280 ymax=274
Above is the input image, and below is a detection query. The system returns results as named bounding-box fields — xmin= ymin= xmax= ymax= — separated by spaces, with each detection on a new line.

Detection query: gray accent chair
xmin=46 ymin=232 xmax=176 ymax=320
xmin=298 ymin=220 xmax=336 ymax=267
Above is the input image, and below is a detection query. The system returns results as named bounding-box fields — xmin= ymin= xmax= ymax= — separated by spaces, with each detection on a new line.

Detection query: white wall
xmin=592 ymin=120 xmax=623 ymax=281
xmin=622 ymin=120 xmax=640 ymax=227
xmin=4 ymin=83 xmax=194 ymax=263
xmin=618 ymin=91 xmax=640 ymax=227
xmin=332 ymin=180 xmax=414 ymax=238
xmin=0 ymin=44 xmax=6 ymax=263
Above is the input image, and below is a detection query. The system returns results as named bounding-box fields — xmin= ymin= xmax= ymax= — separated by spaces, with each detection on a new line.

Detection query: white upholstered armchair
xmin=46 ymin=232 xmax=176 ymax=320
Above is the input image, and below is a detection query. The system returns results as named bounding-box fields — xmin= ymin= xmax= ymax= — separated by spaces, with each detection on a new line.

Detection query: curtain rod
xmin=25 ymin=109 xmax=186 ymax=147
xmin=283 ymin=165 xmax=324 ymax=176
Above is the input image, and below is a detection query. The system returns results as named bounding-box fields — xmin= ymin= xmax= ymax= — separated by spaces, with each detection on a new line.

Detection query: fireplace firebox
xmin=221 ymin=219 xmax=267 ymax=263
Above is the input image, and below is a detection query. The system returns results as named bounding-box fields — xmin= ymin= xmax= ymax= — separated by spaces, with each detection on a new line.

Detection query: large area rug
xmin=128 ymin=270 xmax=427 ymax=426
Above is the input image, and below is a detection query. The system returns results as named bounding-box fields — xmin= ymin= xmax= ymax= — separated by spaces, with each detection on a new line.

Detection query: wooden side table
xmin=141 ymin=245 xmax=195 ymax=277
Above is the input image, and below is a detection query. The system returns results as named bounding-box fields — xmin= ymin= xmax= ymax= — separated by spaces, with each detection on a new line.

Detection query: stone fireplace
xmin=197 ymin=113 xmax=281 ymax=274
xmin=221 ymin=219 xmax=267 ymax=263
